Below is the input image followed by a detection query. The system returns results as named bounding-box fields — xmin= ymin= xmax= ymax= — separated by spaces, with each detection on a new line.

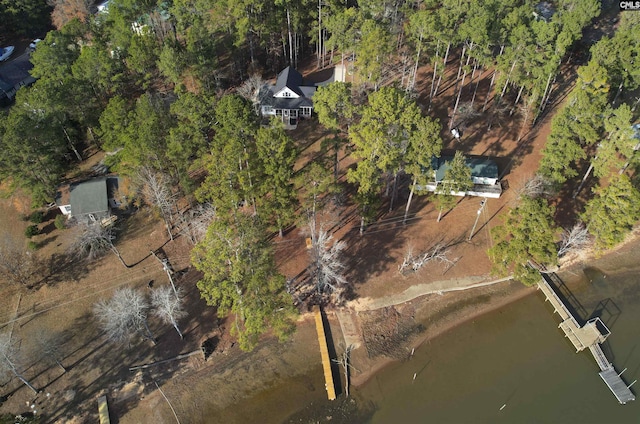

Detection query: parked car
xmin=28 ymin=39 xmax=42 ymax=51
xmin=0 ymin=46 xmax=15 ymax=62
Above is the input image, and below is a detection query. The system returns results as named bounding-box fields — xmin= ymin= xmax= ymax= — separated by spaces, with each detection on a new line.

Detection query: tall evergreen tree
xmin=489 ymin=196 xmax=559 ymax=286
xmin=192 ymin=214 xmax=297 ymax=351
xmin=432 ymin=151 xmax=472 ymax=222
xmin=593 ymin=104 xmax=637 ymax=178
xmin=403 ymin=115 xmax=443 ymax=224
xmin=255 ymin=123 xmax=298 ymax=237
xmin=195 ymin=95 xmax=259 ymax=215
xmin=348 ymin=87 xmax=424 ymax=214
xmin=0 ymin=95 xmax=69 ymax=204
xmin=582 ymin=175 xmax=640 ymax=250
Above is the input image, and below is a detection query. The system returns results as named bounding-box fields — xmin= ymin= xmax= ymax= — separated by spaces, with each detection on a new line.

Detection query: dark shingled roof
xmin=0 ymin=53 xmax=35 ymax=88
xmin=273 ymin=66 xmax=305 ymax=96
xmin=534 ymin=2 xmax=555 ymax=21
xmin=266 ymin=96 xmax=314 ymax=109
xmin=69 ymin=178 xmax=109 ymax=217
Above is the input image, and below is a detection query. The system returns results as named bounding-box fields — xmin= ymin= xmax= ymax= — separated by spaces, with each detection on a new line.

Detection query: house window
xmin=275 ymin=109 xmax=283 ymax=116
xmin=283 ymin=91 xmax=291 ymax=97
xmin=301 ymin=107 xmax=312 ymax=117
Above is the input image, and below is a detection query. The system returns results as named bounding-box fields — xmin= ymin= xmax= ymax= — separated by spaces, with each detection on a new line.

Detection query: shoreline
xmin=346 ymin=228 xmax=640 ymax=389
xmin=349 ymin=281 xmax=533 ymax=388
xmin=119 ymin=229 xmax=640 ymax=423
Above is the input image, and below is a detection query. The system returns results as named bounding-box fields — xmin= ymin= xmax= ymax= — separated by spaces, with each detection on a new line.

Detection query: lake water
xmin=354 ymin=253 xmax=640 ymax=423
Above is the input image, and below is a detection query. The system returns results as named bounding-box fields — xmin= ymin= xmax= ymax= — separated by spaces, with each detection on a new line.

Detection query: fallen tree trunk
xmin=129 ymin=349 xmax=202 ymax=371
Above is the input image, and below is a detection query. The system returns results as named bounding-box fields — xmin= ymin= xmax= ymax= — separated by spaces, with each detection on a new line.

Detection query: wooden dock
xmin=538 ymin=274 xmax=635 ymax=405
xmin=600 ymin=367 xmax=636 ymax=404
xmin=97 ymin=395 xmax=110 ymax=424
xmin=312 ymin=305 xmax=336 ymax=401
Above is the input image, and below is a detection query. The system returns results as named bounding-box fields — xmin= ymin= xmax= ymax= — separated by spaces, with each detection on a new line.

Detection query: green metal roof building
xmin=431 ymin=156 xmax=499 ymax=186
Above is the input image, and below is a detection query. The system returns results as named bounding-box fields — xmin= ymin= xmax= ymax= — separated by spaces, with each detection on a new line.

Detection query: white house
xmin=259 ymin=65 xmax=347 ymax=129
xmin=260 ymin=67 xmax=316 ymax=129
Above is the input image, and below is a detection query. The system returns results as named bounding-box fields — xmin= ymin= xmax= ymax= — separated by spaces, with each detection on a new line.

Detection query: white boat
xmin=0 ymin=46 xmax=15 ymax=62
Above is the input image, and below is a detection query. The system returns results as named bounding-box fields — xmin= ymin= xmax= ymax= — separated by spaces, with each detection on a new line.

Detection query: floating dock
xmin=538 ymin=273 xmax=635 ymax=404
xmin=312 ymin=305 xmax=336 ymax=400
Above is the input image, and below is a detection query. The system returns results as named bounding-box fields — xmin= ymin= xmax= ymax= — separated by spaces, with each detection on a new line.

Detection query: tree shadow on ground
xmin=40 ymin=312 xmax=158 ymax=423
xmin=38 ymin=251 xmax=93 ymax=288
xmin=2 ymin=269 xmax=220 ymax=423
xmin=34 ymin=235 xmax=57 ymax=250
xmin=552 ymin=161 xmax=595 ymax=230
xmin=340 ymin=214 xmax=408 ymax=300
xmin=38 ymin=221 xmax=56 ymax=236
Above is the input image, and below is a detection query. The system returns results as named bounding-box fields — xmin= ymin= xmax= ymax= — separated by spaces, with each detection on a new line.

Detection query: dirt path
xmin=348 ymin=274 xmax=513 ymax=312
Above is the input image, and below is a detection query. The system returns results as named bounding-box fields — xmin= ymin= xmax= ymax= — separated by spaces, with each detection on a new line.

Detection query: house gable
xmin=274 ymin=86 xmax=300 ymax=99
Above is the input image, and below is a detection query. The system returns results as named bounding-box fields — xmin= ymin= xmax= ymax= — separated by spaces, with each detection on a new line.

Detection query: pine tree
xmin=255 ymin=123 xmax=298 ymax=237
xmin=489 ymin=196 xmax=558 ymax=286
xmin=192 ymin=214 xmax=297 ymax=351
xmin=582 ymin=175 xmax=640 ymax=250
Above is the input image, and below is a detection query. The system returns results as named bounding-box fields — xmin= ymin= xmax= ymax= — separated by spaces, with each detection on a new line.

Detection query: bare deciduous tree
xmin=332 ymin=344 xmax=356 ymax=398
xmin=49 ymin=0 xmax=91 ymax=29
xmin=0 ymin=333 xmax=38 ymax=394
xmin=454 ymin=101 xmax=481 ymax=130
xmin=237 ymin=74 xmax=271 ymax=114
xmin=175 ymin=203 xmax=216 ymax=245
xmin=33 ymin=328 xmax=67 ymax=373
xmin=558 ymin=222 xmax=591 ymax=258
xmin=517 ymin=174 xmax=555 ymax=200
xmin=138 ymin=167 xmax=177 ymax=240
xmin=0 ymin=237 xmax=38 ymax=288
xmin=71 ymin=223 xmax=128 ymax=268
xmin=151 ymin=286 xmax=187 ymax=339
xmin=93 ymin=288 xmax=156 ymax=344
xmin=307 ymin=221 xmax=348 ymax=304
xmin=398 ymin=243 xmax=455 ymax=275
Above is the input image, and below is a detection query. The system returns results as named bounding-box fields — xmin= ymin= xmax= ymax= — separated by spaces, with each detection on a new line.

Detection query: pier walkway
xmin=538 ymin=273 xmax=636 ymax=404
xmin=312 ymin=305 xmax=336 ymax=401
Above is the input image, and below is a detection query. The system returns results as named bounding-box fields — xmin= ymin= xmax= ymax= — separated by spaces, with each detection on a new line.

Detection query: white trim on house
xmin=274 ymin=87 xmax=300 ymax=98
xmin=419 ymin=182 xmax=503 ymax=198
